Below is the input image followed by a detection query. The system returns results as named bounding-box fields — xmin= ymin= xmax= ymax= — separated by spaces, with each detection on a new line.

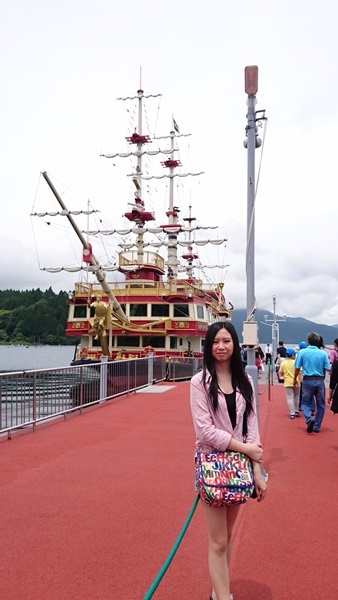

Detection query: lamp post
xmin=264 ymin=295 xmax=286 ymax=362
xmin=243 ymin=66 xmax=261 ymax=399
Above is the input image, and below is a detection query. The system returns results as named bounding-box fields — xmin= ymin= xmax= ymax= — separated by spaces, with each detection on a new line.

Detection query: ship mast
xmin=182 ymin=204 xmax=198 ymax=279
xmin=161 ymin=130 xmax=182 ymax=277
xmin=41 ymin=171 xmax=129 ymax=323
xmin=124 ymin=88 xmax=155 ymax=263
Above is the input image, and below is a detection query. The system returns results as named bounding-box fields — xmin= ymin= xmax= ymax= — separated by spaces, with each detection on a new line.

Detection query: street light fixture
xmin=264 ymin=295 xmax=286 ymax=361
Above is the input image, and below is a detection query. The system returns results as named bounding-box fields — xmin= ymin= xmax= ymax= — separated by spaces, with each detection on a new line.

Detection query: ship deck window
xmin=130 ymin=304 xmax=148 ymax=317
xmin=170 ymin=337 xmax=178 ymax=349
xmin=73 ymin=306 xmax=87 ymax=319
xmin=116 ymin=336 xmax=140 ymax=347
xmin=151 ymin=304 xmax=170 ymax=317
xmin=142 ymin=337 xmax=165 ymax=349
xmin=196 ymin=305 xmax=204 ymax=319
xmin=173 ymin=304 xmax=190 ymax=318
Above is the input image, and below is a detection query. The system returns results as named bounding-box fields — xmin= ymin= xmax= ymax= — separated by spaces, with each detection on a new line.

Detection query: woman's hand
xmin=253 ymin=472 xmax=267 ymax=502
xmin=245 ymin=442 xmax=263 ymax=463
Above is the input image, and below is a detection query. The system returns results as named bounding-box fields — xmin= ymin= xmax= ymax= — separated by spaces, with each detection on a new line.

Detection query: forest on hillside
xmin=0 ymin=288 xmax=80 ymax=345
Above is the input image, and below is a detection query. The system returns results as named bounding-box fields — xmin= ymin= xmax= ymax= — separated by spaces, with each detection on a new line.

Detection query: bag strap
xmin=242 ymin=409 xmax=248 ymax=440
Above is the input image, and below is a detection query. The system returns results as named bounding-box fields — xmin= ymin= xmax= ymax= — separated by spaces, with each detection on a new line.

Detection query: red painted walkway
xmin=1 ymin=381 xmax=338 ymax=600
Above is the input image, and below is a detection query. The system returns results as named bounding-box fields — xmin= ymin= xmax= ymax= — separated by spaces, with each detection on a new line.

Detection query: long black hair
xmin=202 ymin=321 xmax=254 ymax=414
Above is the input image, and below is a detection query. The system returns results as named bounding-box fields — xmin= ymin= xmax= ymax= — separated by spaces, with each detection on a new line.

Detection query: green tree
xmin=0 ymin=288 xmax=79 ymax=345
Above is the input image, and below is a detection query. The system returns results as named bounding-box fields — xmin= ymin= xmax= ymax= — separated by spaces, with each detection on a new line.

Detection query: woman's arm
xmin=227 ymin=436 xmax=263 ymax=462
xmin=190 ymin=376 xmax=231 ymax=450
xmin=251 ymin=460 xmax=268 ymax=501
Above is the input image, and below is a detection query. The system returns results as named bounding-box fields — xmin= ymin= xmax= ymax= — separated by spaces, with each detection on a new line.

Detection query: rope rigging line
xmin=31 ymin=173 xmax=88 ymax=270
xmin=143 ymin=495 xmax=200 ymax=599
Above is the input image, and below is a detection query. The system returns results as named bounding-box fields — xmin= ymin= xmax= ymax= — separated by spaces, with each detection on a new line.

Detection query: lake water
xmin=0 ymin=342 xmax=329 ymax=373
xmin=0 ymin=345 xmax=76 ymax=372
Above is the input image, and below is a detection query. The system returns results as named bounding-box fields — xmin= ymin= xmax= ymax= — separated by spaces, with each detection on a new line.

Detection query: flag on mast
xmin=172 ymin=117 xmax=180 ymax=133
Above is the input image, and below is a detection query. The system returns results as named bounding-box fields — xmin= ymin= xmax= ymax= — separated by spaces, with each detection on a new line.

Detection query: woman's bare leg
xmin=201 ymin=501 xmax=241 ymax=600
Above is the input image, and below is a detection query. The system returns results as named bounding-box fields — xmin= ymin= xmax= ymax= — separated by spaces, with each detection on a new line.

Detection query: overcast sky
xmin=1 ymin=0 xmax=338 ymax=325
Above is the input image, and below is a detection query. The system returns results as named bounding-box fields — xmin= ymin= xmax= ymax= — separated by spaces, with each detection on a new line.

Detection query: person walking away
xmin=329 ymin=338 xmax=338 ymax=372
xmin=293 ymin=332 xmax=330 ymax=433
xmin=275 ymin=341 xmax=287 ymax=382
xmin=279 ymin=348 xmax=301 ymax=419
xmin=240 ymin=344 xmax=247 ymax=368
xmin=296 ymin=342 xmax=307 ymax=411
xmin=296 ymin=341 xmax=316 ymax=415
xmin=256 ymin=346 xmax=264 ymax=361
xmin=327 ymin=357 xmax=338 ymax=414
xmin=276 ymin=341 xmax=287 ymax=362
xmin=190 ymin=322 xmax=267 ymax=600
xmin=255 ymin=348 xmax=263 ymax=375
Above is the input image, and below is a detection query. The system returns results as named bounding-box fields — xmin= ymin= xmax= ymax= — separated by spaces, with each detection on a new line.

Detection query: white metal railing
xmin=0 ymin=355 xmax=202 ymax=438
xmin=0 ymin=356 xmax=166 ymax=438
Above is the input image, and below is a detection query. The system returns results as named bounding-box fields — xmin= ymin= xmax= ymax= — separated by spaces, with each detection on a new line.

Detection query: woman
xmin=190 ymin=322 xmax=267 ymax=600
xmin=327 ymin=357 xmax=338 ymax=414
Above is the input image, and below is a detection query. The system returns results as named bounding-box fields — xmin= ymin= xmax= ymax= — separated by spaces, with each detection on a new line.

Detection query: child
xmin=279 ymin=348 xmax=301 ymax=419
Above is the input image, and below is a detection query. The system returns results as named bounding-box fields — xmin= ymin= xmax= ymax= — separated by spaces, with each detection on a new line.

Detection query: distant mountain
xmin=230 ymin=308 xmax=338 ymax=346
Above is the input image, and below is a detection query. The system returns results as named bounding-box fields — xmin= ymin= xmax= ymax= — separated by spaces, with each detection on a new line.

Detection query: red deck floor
xmin=1 ymin=381 xmax=338 ymax=600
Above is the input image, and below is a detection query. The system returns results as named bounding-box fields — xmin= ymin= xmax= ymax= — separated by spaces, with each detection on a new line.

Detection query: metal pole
xmin=148 ymin=352 xmax=154 ymax=386
xmin=272 ymin=294 xmax=277 ymax=361
xmin=244 ymin=68 xmax=268 ymax=482
xmin=99 ymin=356 xmax=108 ymax=400
xmin=244 ymin=66 xmax=259 ymax=401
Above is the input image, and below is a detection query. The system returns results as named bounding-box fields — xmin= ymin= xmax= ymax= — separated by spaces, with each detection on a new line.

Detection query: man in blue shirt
xmin=294 ymin=332 xmax=330 ymax=433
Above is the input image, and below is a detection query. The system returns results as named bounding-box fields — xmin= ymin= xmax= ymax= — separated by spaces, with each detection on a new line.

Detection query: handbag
xmin=196 ymin=450 xmax=254 ymax=507
xmin=196 ymin=394 xmax=254 ymax=507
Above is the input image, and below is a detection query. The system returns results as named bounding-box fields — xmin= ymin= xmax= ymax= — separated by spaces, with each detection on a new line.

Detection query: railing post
xmin=79 ymin=365 xmax=83 ymax=414
xmin=0 ymin=378 xmax=2 ymax=432
xmin=32 ymin=372 xmax=37 ymax=432
xmin=148 ymin=353 xmax=154 ymax=385
xmin=99 ymin=356 xmax=108 ymax=401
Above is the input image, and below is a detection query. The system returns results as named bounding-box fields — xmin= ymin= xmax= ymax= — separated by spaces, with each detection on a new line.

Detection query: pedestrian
xmin=190 ymin=322 xmax=267 ymax=600
xmin=276 ymin=341 xmax=287 ymax=362
xmin=255 ymin=349 xmax=263 ymax=374
xmin=256 ymin=346 xmax=264 ymax=361
xmin=240 ymin=344 xmax=247 ymax=368
xmin=279 ymin=348 xmax=301 ymax=419
xmin=293 ymin=332 xmax=331 ymax=433
xmin=296 ymin=341 xmax=308 ymax=412
xmin=264 ymin=343 xmax=273 ymax=365
xmin=275 ymin=341 xmax=287 ymax=382
xmin=329 ymin=338 xmax=338 ymax=369
xmin=327 ymin=358 xmax=338 ymax=414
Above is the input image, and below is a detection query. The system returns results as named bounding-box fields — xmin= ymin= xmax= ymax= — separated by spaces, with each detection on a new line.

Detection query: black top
xmin=224 ymin=391 xmax=236 ymax=430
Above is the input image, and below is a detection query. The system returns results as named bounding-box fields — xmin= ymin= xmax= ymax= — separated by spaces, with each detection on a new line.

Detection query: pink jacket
xmin=190 ymin=370 xmax=260 ymax=452
xmin=329 ymin=348 xmax=338 ymax=366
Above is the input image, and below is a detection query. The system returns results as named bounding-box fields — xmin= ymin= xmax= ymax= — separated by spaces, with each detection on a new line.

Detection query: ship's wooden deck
xmin=1 ymin=380 xmax=337 ymax=600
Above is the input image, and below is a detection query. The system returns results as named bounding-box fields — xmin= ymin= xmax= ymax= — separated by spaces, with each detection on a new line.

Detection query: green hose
xmin=143 ymin=494 xmax=200 ymax=599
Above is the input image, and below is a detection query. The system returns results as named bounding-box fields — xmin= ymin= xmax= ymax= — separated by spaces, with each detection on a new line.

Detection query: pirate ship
xmin=34 ymin=86 xmax=232 ymax=361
